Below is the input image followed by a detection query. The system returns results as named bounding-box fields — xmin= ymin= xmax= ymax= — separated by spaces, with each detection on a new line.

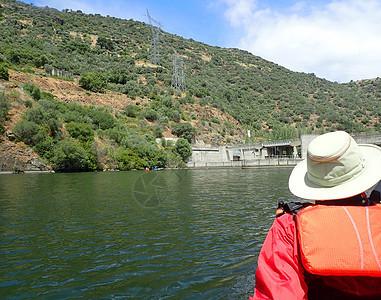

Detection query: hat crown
xmin=308 ymin=131 xmax=350 ymax=162
xmin=306 ymin=131 xmax=364 ymax=187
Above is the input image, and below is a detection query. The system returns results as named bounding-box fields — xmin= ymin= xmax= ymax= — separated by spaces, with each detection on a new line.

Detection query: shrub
xmin=154 ymin=149 xmax=168 ymax=168
xmin=97 ymin=36 xmax=114 ymax=51
xmin=167 ymin=109 xmax=181 ymax=122
xmin=33 ymin=55 xmax=48 ymax=68
xmin=23 ymin=106 xmax=62 ymax=138
xmin=119 ymin=133 xmax=166 ymax=169
xmin=33 ymin=126 xmax=54 ymax=159
xmin=0 ymin=65 xmax=9 ymax=80
xmin=162 ymin=96 xmax=173 ymax=108
xmin=66 ymin=122 xmax=94 ymax=143
xmin=0 ymin=92 xmax=10 ymax=122
xmin=52 ymin=140 xmax=96 ymax=172
xmin=153 ymin=126 xmax=163 ymax=138
xmin=46 ymin=118 xmax=62 ymax=139
xmin=24 ymin=99 xmax=33 ymax=108
xmin=103 ymin=127 xmax=128 ymax=144
xmin=13 ymin=120 xmax=40 ymax=145
xmin=211 ymin=117 xmax=220 ymax=124
xmin=166 ymin=152 xmax=187 ymax=168
xmin=124 ymin=104 xmax=140 ymax=117
xmin=143 ymin=108 xmax=158 ymax=122
xmin=161 ymin=138 xmax=166 ymax=147
xmin=88 ymin=108 xmax=115 ymax=130
xmin=24 ymin=106 xmax=45 ymax=125
xmin=23 ymin=82 xmax=41 ymax=100
xmin=0 ymin=123 xmax=5 ymax=135
xmin=40 ymin=91 xmax=55 ymax=101
xmin=157 ymin=113 xmax=169 ymax=125
xmin=171 ymin=122 xmax=196 ymax=143
xmin=113 ymin=146 xmax=167 ymax=170
xmin=79 ymin=71 xmax=107 ymax=93
xmin=174 ymin=138 xmax=192 ymax=161
xmin=62 ymin=111 xmax=84 ymax=123
xmin=114 ymin=148 xmax=136 ymax=170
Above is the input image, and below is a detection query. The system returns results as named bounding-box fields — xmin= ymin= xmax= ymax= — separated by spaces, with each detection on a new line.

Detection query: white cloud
xmin=222 ymin=0 xmax=381 ymax=82
xmin=222 ymin=0 xmax=258 ymax=26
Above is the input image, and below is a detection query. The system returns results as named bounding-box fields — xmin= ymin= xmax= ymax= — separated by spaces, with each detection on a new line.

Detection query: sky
xmin=21 ymin=0 xmax=381 ymax=83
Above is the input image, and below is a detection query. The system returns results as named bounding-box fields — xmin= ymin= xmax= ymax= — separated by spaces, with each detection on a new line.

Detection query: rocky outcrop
xmin=0 ymin=137 xmax=51 ymax=172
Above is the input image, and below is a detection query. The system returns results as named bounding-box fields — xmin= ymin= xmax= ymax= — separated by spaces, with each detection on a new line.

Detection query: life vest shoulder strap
xmin=275 ymin=201 xmax=311 ymax=218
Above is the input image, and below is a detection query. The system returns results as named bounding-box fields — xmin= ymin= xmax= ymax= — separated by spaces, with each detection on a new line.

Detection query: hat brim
xmin=289 ymin=144 xmax=381 ymax=201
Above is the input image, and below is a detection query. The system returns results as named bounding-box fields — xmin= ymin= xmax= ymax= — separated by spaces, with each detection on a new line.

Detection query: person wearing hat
xmin=251 ymin=131 xmax=381 ymax=300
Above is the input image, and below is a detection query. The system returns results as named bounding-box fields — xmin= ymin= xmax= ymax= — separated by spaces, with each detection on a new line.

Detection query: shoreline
xmin=0 ymin=170 xmax=56 ymax=175
xmin=0 ymin=161 xmax=301 ymax=175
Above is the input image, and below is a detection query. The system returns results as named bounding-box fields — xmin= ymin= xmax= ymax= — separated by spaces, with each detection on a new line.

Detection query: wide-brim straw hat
xmin=289 ymin=131 xmax=381 ymax=201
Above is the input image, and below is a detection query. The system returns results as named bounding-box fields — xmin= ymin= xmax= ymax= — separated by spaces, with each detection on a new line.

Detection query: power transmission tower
xmin=146 ymin=9 xmax=162 ymax=65
xmin=172 ymin=52 xmax=186 ymax=91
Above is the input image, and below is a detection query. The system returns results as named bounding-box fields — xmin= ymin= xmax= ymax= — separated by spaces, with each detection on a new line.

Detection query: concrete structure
xmin=190 ymin=146 xmax=229 ymax=163
xmin=187 ymin=158 xmax=302 ymax=168
xmin=187 ymin=139 xmax=301 ymax=168
xmin=351 ymin=133 xmax=381 ymax=145
xmin=187 ymin=132 xmax=381 ymax=168
xmin=261 ymin=140 xmax=300 ymax=158
xmin=300 ymin=135 xmax=318 ymax=160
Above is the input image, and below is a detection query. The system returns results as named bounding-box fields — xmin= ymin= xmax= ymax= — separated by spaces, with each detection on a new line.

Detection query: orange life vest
xmin=296 ymin=204 xmax=381 ymax=277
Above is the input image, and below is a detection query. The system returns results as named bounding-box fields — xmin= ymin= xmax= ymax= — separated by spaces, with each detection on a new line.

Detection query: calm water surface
xmin=0 ymin=168 xmax=296 ymax=299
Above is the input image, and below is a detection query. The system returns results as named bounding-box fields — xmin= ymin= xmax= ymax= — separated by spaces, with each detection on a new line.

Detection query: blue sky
xmin=21 ymin=0 xmax=381 ymax=83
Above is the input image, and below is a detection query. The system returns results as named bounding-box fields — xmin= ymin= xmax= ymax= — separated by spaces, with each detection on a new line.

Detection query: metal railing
xmin=187 ymin=157 xmax=303 ymax=168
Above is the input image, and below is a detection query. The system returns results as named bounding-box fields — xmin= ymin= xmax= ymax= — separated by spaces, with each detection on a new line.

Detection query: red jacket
xmin=251 ymin=211 xmax=381 ymax=299
xmin=251 ymin=213 xmax=308 ymax=300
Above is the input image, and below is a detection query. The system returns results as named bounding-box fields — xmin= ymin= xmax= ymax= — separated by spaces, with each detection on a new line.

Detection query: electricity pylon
xmin=172 ymin=51 xmax=186 ymax=91
xmin=146 ymin=9 xmax=163 ymax=65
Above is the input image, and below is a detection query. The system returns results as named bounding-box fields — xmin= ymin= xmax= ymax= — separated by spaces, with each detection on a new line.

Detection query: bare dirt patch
xmin=9 ymin=70 xmax=145 ymax=111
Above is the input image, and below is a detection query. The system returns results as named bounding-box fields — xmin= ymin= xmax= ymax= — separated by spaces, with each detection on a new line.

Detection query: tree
xmin=174 ymin=138 xmax=192 ymax=161
xmin=97 ymin=36 xmax=114 ymax=51
xmin=52 ymin=140 xmax=95 ymax=172
xmin=79 ymin=72 xmax=107 ymax=93
xmin=171 ymin=122 xmax=196 ymax=143
xmin=88 ymin=108 xmax=115 ymax=130
xmin=154 ymin=149 xmax=168 ymax=168
xmin=13 ymin=120 xmax=40 ymax=145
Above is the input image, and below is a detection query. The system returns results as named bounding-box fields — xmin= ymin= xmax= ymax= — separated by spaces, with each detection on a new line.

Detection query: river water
xmin=0 ymin=167 xmax=296 ymax=299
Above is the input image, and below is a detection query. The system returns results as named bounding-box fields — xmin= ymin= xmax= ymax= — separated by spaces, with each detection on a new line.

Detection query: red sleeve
xmin=250 ymin=213 xmax=308 ymax=300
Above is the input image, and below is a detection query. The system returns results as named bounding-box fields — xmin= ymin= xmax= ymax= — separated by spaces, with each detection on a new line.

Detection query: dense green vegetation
xmin=0 ymin=0 xmax=380 ymax=171
xmin=8 ymin=83 xmax=190 ymax=171
xmin=0 ymin=92 xmax=10 ymax=134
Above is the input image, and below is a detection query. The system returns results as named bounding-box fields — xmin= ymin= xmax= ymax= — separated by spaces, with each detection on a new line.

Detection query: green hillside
xmin=0 ymin=0 xmax=380 ymax=171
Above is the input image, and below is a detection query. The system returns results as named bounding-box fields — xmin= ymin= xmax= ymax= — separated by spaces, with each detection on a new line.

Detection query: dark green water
xmin=0 ymin=167 xmax=296 ymax=299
